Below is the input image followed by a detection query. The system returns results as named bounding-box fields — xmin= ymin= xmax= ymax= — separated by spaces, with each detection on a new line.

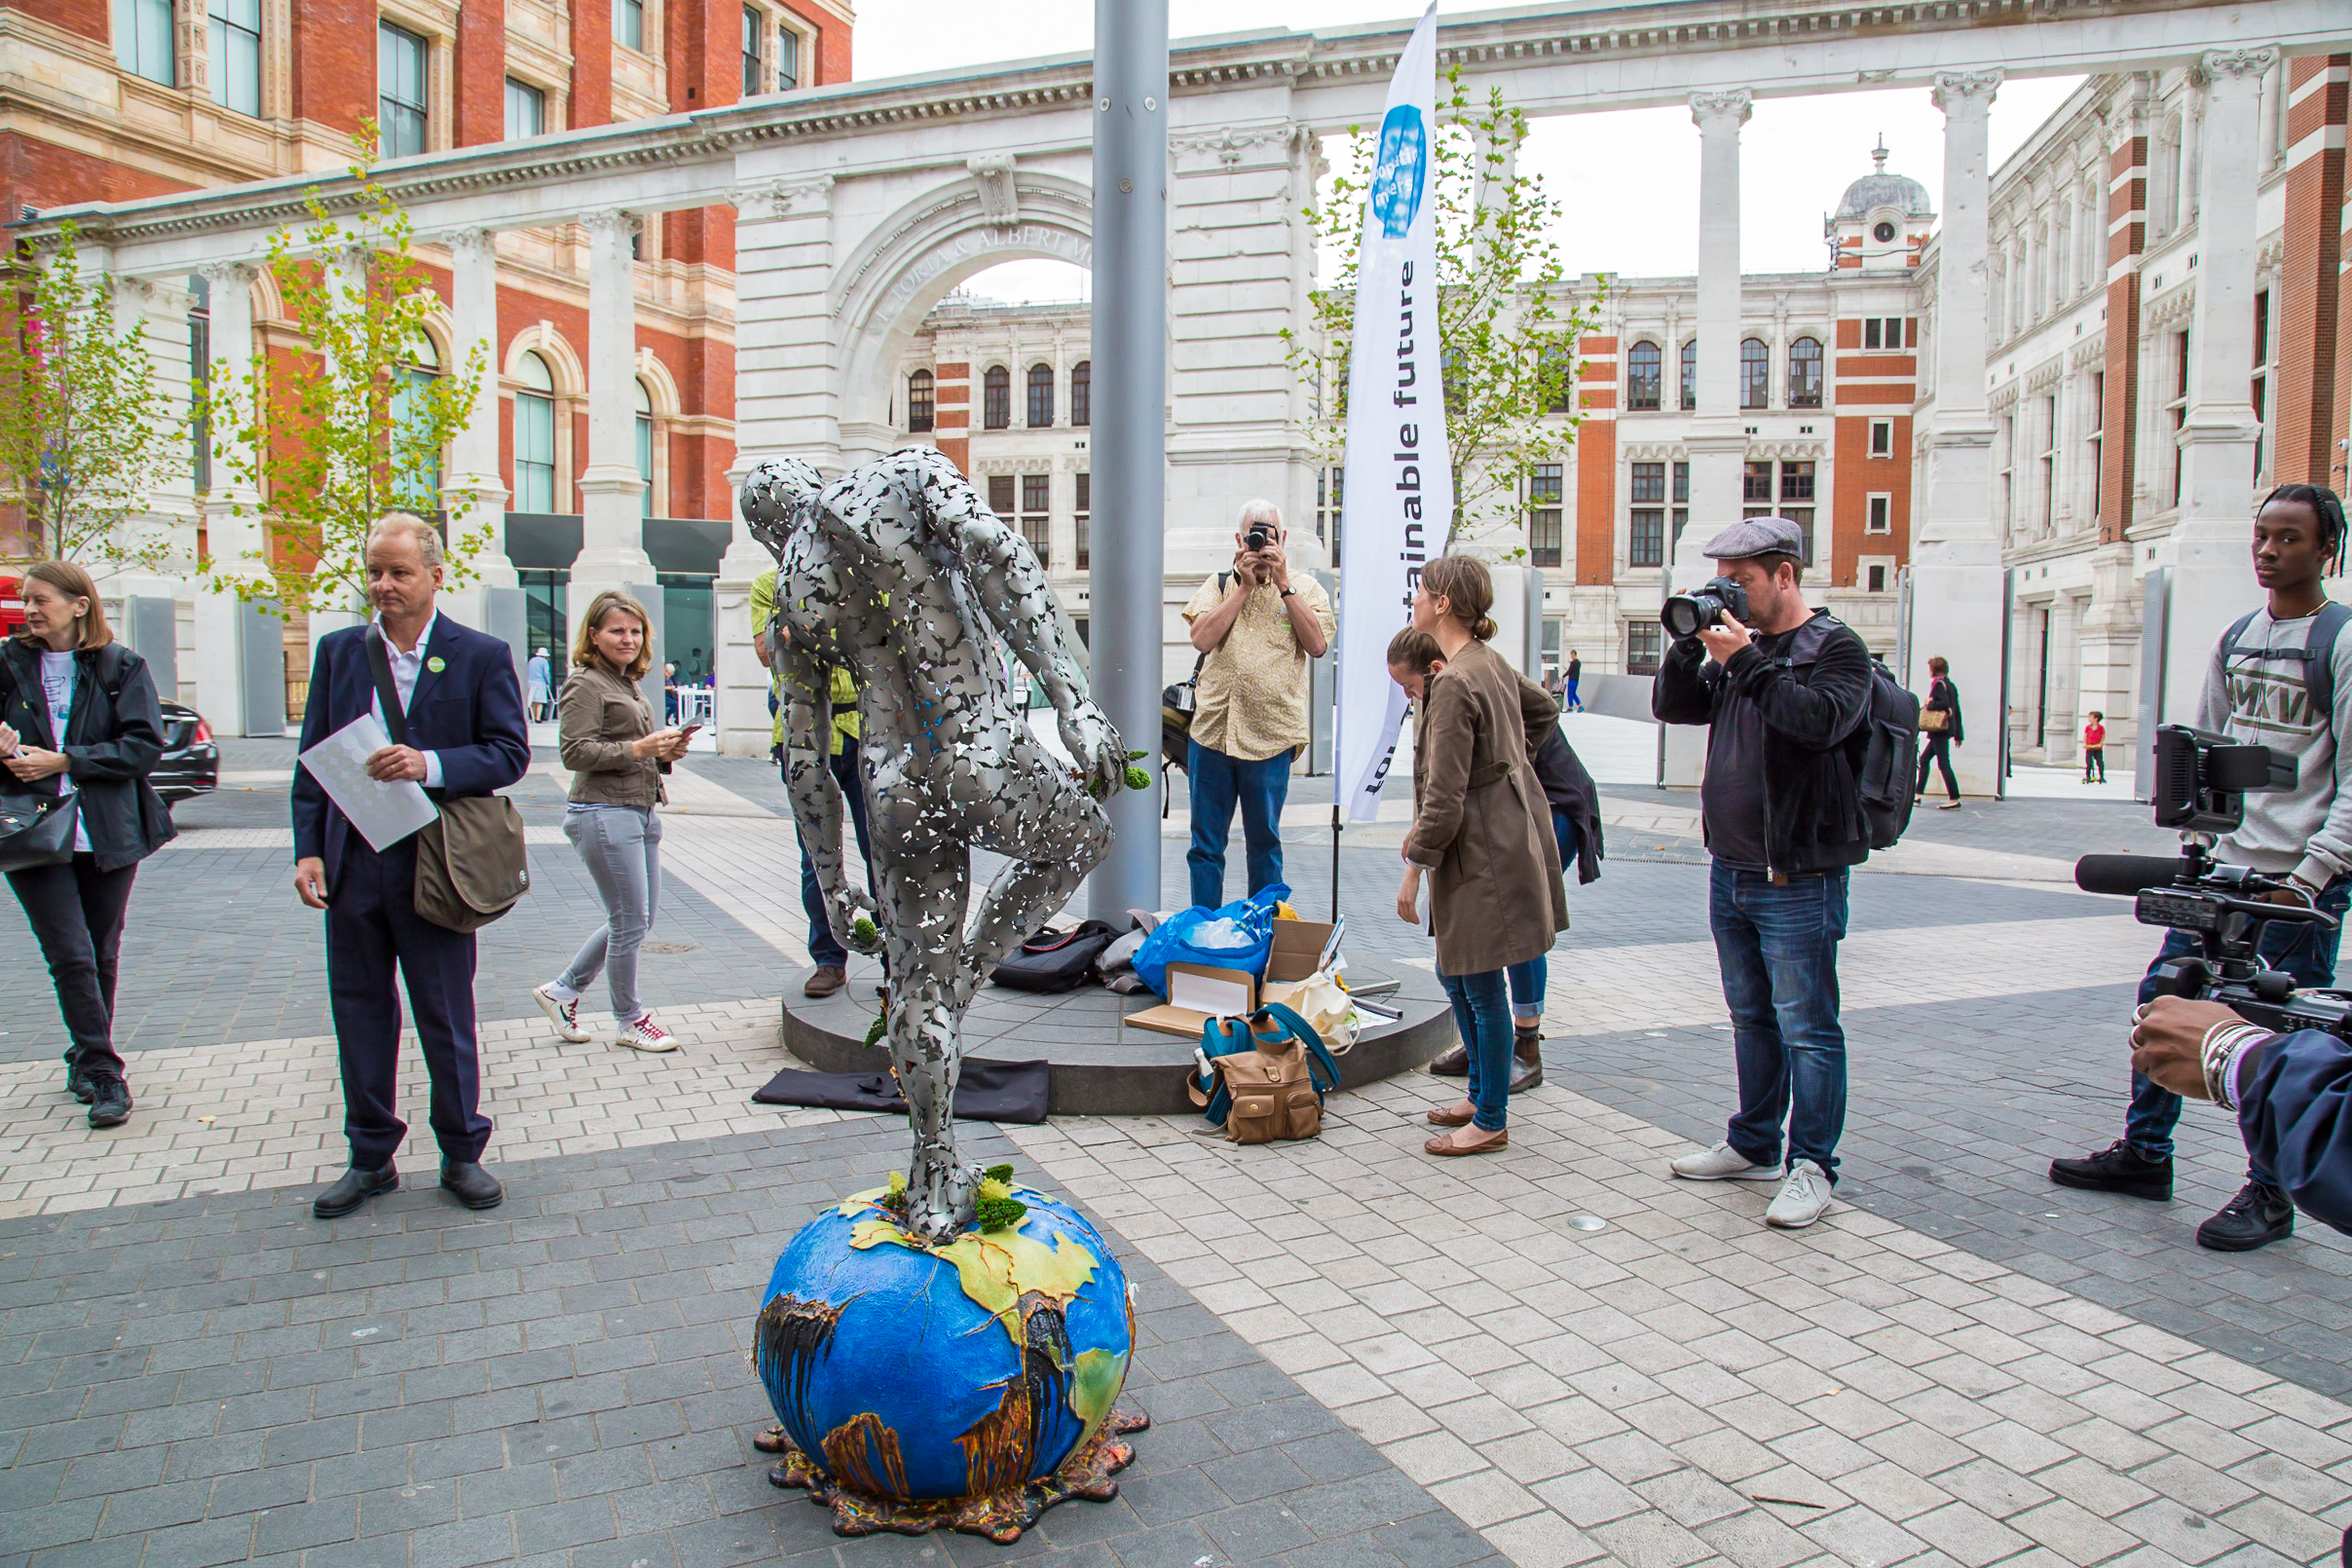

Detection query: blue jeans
xmin=1437 ymin=964 xmax=1513 ymax=1132
xmin=1506 ymin=810 xmax=1580 ymax=1025
xmin=557 ymin=803 xmax=661 ymax=1022
xmin=1710 ymin=862 xmax=1850 ymax=1180
xmin=1563 ymin=679 xmax=1581 ymax=712
xmin=798 ymin=738 xmax=876 ymax=968
xmin=2125 ymin=876 xmax=2349 ymax=1179
xmin=1187 ymin=738 xmax=1290 ymax=912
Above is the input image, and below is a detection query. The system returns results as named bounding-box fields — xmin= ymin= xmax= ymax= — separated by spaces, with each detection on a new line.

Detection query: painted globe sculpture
xmin=755 ymin=1174 xmax=1146 ymax=1541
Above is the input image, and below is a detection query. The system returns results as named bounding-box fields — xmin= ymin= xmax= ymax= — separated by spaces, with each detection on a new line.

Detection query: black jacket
xmin=1531 ymin=728 xmax=1605 ymax=884
xmin=1652 ymin=609 xmax=1875 ymax=876
xmin=0 ymin=639 xmax=175 ymax=873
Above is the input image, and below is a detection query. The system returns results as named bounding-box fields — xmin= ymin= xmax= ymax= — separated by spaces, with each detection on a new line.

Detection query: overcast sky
xmin=849 ymin=1 xmax=2084 ymax=302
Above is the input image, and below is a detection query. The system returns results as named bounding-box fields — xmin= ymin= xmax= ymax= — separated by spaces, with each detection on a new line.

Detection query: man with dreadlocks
xmin=2053 ymin=483 xmax=2352 ymax=1252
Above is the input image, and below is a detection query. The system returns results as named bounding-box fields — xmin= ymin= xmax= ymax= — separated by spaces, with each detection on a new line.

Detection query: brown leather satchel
xmin=365 ymin=631 xmax=530 ymax=933
xmin=1187 ymin=1004 xmax=1340 ymax=1144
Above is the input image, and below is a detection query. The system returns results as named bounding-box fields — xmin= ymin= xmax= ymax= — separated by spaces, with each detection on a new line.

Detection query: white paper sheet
xmin=297 ymin=713 xmax=437 ymax=852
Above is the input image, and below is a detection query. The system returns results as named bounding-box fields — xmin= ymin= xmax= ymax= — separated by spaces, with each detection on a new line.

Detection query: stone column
xmin=2157 ymin=50 xmax=2279 ymax=730
xmin=568 ymin=209 xmax=653 ymax=605
xmin=1911 ymin=69 xmax=2004 ymax=796
xmin=443 ymin=228 xmax=513 ymax=587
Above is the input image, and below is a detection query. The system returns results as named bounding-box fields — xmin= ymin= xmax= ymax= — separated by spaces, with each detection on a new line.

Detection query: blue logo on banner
xmin=1369 ymin=104 xmax=1427 ymax=240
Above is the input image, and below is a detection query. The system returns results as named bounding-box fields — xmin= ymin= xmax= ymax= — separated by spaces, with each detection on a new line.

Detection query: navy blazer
xmin=2239 ymin=1029 xmax=2352 ymax=1236
xmin=291 ymin=614 xmax=530 ymax=888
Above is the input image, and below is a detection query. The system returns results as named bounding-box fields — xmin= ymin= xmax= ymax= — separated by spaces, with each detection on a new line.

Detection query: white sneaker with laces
xmin=616 ymin=1014 xmax=678 ymax=1053
xmin=1765 ymin=1160 xmax=1834 ymax=1229
xmin=533 ymin=983 xmax=590 ymax=1043
xmin=1670 ymin=1142 xmax=1782 ymax=1181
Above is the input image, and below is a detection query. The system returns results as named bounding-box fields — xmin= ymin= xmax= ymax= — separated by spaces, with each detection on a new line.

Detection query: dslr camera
xmin=1661 ymin=577 xmax=1751 ymax=642
xmin=1245 ymin=525 xmax=1272 ymax=554
xmin=2074 ymin=725 xmax=2351 ymax=1038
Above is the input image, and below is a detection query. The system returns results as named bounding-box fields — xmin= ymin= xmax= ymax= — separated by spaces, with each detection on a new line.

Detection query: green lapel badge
xmin=427 ymin=656 xmax=446 ymax=673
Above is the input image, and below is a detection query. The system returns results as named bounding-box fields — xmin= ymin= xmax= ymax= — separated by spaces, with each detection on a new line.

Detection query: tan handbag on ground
xmin=1186 ymin=1004 xmax=1342 ymax=1145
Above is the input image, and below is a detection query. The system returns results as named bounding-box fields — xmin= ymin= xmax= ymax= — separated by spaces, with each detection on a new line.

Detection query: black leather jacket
xmin=0 ymin=639 xmax=175 ymax=872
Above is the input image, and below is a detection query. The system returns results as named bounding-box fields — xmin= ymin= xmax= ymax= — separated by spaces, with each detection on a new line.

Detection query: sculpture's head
xmin=738 ymin=457 xmax=826 ymax=560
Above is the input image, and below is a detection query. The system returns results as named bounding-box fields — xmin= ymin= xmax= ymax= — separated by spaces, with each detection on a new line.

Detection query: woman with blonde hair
xmin=1391 ymin=556 xmax=1568 ymax=1155
xmin=532 ymin=590 xmax=691 ymax=1052
xmin=0 ymin=561 xmax=174 ymax=1127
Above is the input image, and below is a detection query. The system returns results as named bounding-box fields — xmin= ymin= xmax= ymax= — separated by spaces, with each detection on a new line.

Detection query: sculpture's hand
xmin=1060 ymin=701 xmax=1126 ymax=800
xmin=829 ymin=883 xmax=882 ymax=955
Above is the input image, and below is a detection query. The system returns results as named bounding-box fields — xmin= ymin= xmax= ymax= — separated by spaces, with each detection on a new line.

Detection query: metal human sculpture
xmin=743 ymin=448 xmax=1127 ymax=1241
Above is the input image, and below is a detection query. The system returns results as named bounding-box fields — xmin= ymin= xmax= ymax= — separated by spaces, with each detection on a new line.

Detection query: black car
xmin=153 ymin=700 xmax=219 ymax=803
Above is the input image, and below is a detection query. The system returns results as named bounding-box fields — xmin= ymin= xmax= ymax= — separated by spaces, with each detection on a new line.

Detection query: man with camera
xmin=1179 ymin=500 xmax=1333 ymax=912
xmin=1653 ymin=517 xmax=1875 ymax=1230
xmin=2052 ymin=484 xmax=2352 ymax=1252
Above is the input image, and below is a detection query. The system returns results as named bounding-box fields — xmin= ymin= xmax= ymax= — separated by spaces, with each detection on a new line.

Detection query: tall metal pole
xmin=1088 ymin=0 xmax=1168 ymax=925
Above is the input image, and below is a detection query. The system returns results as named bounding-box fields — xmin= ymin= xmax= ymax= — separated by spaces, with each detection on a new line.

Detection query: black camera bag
xmin=1786 ymin=616 xmax=1920 ymax=851
xmin=991 ymin=920 xmax=1120 ymax=992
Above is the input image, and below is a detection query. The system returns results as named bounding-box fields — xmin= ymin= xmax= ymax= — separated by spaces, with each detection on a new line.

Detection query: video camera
xmin=2074 ymin=725 xmax=2350 ymax=1038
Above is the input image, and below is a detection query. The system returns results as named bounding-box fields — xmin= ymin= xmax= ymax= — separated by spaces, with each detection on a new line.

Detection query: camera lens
xmin=1246 ymin=529 xmax=1270 ymax=552
xmin=1661 ymin=596 xmax=1703 ymax=641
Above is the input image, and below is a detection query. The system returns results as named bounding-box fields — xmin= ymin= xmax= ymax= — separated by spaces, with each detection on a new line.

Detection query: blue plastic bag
xmin=1135 ymin=883 xmax=1289 ymax=998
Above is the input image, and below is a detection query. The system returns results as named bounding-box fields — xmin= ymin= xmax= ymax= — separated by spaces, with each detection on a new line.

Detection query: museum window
xmin=1629 ymin=462 xmax=1665 ymax=504
xmin=1075 ymin=472 xmax=1090 ymax=570
xmin=1069 ymin=360 xmax=1090 ymax=428
xmin=741 ymin=5 xmax=765 ymax=96
xmin=1866 ymin=494 xmax=1891 ymax=535
xmin=504 ymin=78 xmax=544 ymax=139
xmin=1999 ymin=411 xmax=2015 ymax=530
xmin=1672 ymin=460 xmax=1689 ymax=557
xmin=2088 ymin=370 xmax=2105 ymax=521
xmin=1787 ymin=336 xmax=1822 ymax=408
xmin=392 ymin=334 xmax=442 ymax=510
xmin=116 ymin=0 xmax=174 ymax=85
xmin=1738 ymin=339 xmax=1769 ymax=410
xmin=1027 ymin=363 xmax=1055 ymax=428
xmin=2253 ymin=290 xmax=2271 ymax=482
xmin=1625 ymin=341 xmax=1661 ymax=411
xmin=1679 ymin=339 xmax=1698 ymax=410
xmin=615 ymin=0 xmax=644 ymax=52
xmin=1021 ymin=473 xmax=1050 ymax=568
xmin=2168 ymin=329 xmax=2189 ymax=509
xmin=1869 ymin=418 xmax=1893 ymax=458
xmin=512 ymin=352 xmax=558 ymax=513
xmin=2038 ymin=392 xmax=2058 ymax=532
xmin=1528 ymin=464 xmax=1562 ymax=568
xmin=188 ymin=276 xmax=210 ymax=493
xmin=775 ymin=23 xmax=799 ymax=91
xmin=208 ymin=0 xmax=261 ymax=114
xmin=1743 ymin=461 xmax=1773 ymax=504
xmin=907 ymin=370 xmax=934 ymax=432
xmin=1626 ymin=623 xmax=1661 ymax=676
xmin=1318 ymin=467 xmax=1344 ymax=555
xmin=1540 ymin=339 xmax=1575 ymax=414
xmin=1863 ymin=317 xmax=1904 ymax=351
xmin=378 ymin=22 xmax=429 ymax=159
xmin=982 ymin=365 xmax=1010 ymax=429
xmin=636 ymin=378 xmax=656 ymax=517
xmin=1779 ymin=461 xmax=1813 ymax=505
xmin=1629 ymin=509 xmax=1663 ymax=568
xmin=1867 ymin=564 xmax=1887 ymax=593
xmin=988 ymin=474 xmax=1015 ymax=517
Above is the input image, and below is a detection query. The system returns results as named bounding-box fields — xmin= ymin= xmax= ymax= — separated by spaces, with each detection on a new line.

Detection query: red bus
xmin=0 ymin=577 xmax=24 ymax=638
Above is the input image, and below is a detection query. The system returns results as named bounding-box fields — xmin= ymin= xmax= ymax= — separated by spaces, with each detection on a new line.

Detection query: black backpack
xmin=990 ymin=920 xmax=1119 ymax=992
xmin=1786 ymin=617 xmax=1920 ymax=852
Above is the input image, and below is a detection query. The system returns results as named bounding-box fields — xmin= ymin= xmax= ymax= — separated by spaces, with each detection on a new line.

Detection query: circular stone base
xmin=782 ymin=963 xmax=1456 ymax=1116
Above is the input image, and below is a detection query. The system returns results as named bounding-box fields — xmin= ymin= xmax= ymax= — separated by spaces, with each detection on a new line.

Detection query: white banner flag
xmin=1335 ymin=3 xmax=1451 ymax=824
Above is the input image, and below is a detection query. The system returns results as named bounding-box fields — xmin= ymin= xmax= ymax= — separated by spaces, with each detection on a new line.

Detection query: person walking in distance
xmin=526 ymin=645 xmax=553 ymax=724
xmin=1180 ymin=500 xmax=1334 ymax=911
xmin=292 ymin=514 xmax=530 ymax=1218
xmin=1563 ymin=650 xmax=1584 ymax=713
xmin=533 ymin=592 xmax=691 ymax=1054
xmin=2082 ymin=711 xmax=2108 ymax=784
xmin=1915 ymin=655 xmax=1963 ymax=808
xmin=2052 ymin=485 xmax=2352 ymax=1252
xmin=1653 ymin=517 xmax=1876 ymax=1230
xmin=0 ymin=562 xmax=174 ymax=1130
xmin=1390 ymin=556 xmax=1568 ymax=1158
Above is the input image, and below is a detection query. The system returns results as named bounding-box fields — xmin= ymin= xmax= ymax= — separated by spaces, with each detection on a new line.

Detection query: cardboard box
xmin=1260 ymin=916 xmax=1344 ymax=1011
xmin=1125 ymin=962 xmax=1256 ymax=1039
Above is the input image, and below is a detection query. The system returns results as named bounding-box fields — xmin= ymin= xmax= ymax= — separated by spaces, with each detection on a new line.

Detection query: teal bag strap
xmin=1192 ymin=1014 xmax=1251 ymax=1125
xmin=1253 ymin=1002 xmax=1342 ymax=1101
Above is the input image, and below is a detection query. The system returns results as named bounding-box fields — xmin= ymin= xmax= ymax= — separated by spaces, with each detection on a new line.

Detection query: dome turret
xmin=1836 ymin=138 xmax=1932 ymax=221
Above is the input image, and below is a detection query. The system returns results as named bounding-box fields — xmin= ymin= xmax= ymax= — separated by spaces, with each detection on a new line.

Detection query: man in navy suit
xmin=292 ymin=514 xmax=530 ymax=1218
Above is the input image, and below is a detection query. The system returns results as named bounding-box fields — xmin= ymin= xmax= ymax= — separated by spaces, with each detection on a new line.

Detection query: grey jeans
xmin=557 ymin=803 xmax=661 ymax=1021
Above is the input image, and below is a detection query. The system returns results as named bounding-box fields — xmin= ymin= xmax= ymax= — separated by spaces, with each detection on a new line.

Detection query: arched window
xmin=1738 ymin=338 xmax=1769 ymax=410
xmin=1625 ymin=341 xmax=1661 ymax=411
xmin=983 ymin=365 xmax=1010 ymax=429
xmin=1027 ymin=362 xmax=1055 ymax=428
xmin=513 ymin=351 xmax=556 ymax=512
xmin=1787 ymin=337 xmax=1823 ymax=409
xmin=1679 ymin=339 xmax=1698 ymax=410
xmin=1069 ymin=360 xmax=1091 ymax=428
xmin=907 ymin=368 xmax=935 ymax=432
xmin=635 ymin=378 xmax=656 ymax=518
xmin=392 ymin=331 xmax=441 ymax=507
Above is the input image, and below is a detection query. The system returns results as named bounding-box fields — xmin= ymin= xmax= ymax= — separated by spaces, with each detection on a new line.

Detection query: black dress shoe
xmin=440 ymin=1161 xmax=504 ymax=1211
xmin=2049 ymin=1140 xmax=2174 ymax=1201
xmin=1510 ymin=1030 xmax=1545 ymax=1093
xmin=2196 ymin=1178 xmax=2294 ymax=1251
xmin=85 ymin=1074 xmax=131 ymax=1129
xmin=314 ymin=1162 xmax=399 ymax=1218
xmin=1427 ymin=1043 xmax=1470 ymax=1076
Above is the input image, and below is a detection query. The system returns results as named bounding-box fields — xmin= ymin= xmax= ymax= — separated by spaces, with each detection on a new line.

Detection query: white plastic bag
xmin=1285 ymin=967 xmax=1360 ymax=1054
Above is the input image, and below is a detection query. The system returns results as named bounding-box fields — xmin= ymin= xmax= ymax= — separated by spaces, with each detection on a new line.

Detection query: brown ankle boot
xmin=1426 ymin=1042 xmax=1469 ymax=1076
xmin=1510 ymin=1029 xmax=1544 ymax=1092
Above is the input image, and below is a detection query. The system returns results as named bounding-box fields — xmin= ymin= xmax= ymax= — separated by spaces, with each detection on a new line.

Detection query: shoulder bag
xmin=0 ymin=650 xmax=77 ymax=874
xmin=366 ymin=632 xmax=530 ymax=933
xmin=1187 ymin=1002 xmax=1342 ymax=1144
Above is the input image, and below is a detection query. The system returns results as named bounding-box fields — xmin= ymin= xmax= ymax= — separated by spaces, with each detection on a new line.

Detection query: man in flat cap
xmin=1652 ymin=516 xmax=1875 ymax=1230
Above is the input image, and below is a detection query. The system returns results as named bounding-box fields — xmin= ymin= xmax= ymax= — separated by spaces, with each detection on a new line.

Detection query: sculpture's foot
xmin=766 ymin=1409 xmax=1150 ymax=1543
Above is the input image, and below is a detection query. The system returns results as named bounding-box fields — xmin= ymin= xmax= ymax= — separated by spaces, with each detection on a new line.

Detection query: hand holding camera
xmin=1234 ymin=525 xmax=1288 ymax=591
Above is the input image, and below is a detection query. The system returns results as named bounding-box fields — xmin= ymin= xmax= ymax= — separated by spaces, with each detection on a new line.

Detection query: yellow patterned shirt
xmin=751 ymin=568 xmax=860 ymax=755
xmin=1180 ymin=573 xmax=1334 ymax=764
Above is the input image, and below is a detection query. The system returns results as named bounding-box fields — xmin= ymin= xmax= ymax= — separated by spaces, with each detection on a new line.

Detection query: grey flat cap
xmin=1702 ymin=516 xmax=1806 ymax=560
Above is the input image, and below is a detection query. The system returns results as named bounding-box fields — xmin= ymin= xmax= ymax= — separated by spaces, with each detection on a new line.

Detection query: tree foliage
xmin=1287 ymin=69 xmax=1604 ymax=553
xmin=0 ymin=223 xmax=188 ymax=570
xmin=202 ymin=136 xmax=489 ymax=615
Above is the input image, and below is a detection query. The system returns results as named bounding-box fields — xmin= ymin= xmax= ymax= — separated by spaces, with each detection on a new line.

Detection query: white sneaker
xmin=1670 ymin=1142 xmax=1782 ymax=1181
xmin=1765 ymin=1160 xmax=1834 ymax=1229
xmin=533 ymin=984 xmax=590 ymax=1043
xmin=616 ymin=1013 xmax=678 ymax=1053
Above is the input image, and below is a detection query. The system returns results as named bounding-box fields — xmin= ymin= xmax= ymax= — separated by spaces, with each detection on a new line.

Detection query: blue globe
xmin=755 ymin=1185 xmax=1135 ymax=1506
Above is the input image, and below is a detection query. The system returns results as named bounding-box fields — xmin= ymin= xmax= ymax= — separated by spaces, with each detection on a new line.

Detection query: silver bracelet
xmin=2201 ymin=1022 xmax=2269 ymax=1110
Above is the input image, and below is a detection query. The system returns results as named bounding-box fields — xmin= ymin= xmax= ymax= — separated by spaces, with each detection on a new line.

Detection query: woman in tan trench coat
xmin=1393 ymin=556 xmax=1570 ymax=1156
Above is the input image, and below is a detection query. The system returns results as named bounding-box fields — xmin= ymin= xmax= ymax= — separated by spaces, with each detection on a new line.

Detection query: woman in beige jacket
xmin=1392 ymin=556 xmax=1569 ymax=1155
xmin=532 ymin=591 xmax=691 ymax=1053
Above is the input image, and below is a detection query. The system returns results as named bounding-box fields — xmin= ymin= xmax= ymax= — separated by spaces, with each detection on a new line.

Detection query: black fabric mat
xmin=752 ymin=1055 xmax=1053 ymax=1123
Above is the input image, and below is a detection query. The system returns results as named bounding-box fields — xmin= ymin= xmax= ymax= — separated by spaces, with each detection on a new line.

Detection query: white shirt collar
xmin=374 ymin=611 xmax=439 ymax=665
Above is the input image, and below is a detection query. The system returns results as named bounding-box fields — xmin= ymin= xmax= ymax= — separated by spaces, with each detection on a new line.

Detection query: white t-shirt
xmin=39 ymin=650 xmax=91 ymax=853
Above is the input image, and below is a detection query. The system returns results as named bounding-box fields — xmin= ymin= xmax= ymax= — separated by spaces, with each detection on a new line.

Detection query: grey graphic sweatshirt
xmin=2196 ymin=606 xmax=2352 ymax=889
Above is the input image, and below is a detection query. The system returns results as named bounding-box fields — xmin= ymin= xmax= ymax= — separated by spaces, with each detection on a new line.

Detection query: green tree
xmin=0 ymin=223 xmax=188 ymax=569
xmin=1286 ymin=70 xmax=1604 ymax=553
xmin=202 ymin=135 xmax=489 ymax=615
